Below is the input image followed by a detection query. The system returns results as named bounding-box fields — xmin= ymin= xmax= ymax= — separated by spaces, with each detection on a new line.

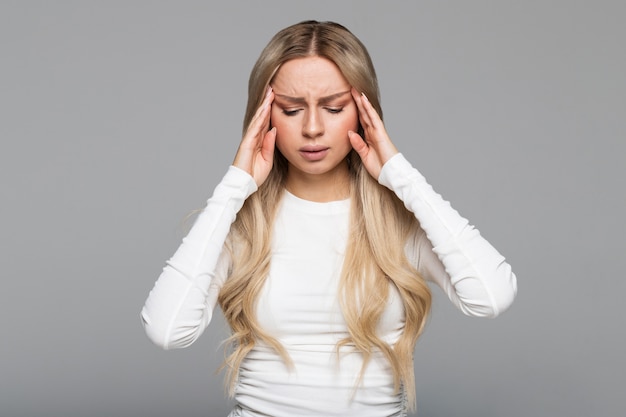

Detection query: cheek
xmin=339 ymin=109 xmax=359 ymax=132
xmin=270 ymin=108 xmax=294 ymax=134
xmin=350 ymin=113 xmax=359 ymax=130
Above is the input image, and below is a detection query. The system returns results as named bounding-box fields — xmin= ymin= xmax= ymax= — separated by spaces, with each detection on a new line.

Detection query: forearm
xmin=379 ymin=154 xmax=517 ymax=317
xmin=141 ymin=166 xmax=257 ymax=349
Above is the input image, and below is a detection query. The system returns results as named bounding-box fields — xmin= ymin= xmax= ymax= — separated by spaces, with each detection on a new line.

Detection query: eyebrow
xmin=273 ymin=90 xmax=351 ymax=105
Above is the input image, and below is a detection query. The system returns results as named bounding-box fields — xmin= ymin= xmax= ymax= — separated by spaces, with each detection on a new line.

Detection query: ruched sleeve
xmin=378 ymin=153 xmax=517 ymax=317
xmin=141 ymin=166 xmax=257 ymax=349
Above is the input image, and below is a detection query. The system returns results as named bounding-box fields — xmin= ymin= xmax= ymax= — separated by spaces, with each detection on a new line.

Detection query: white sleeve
xmin=140 ymin=166 xmax=257 ymax=349
xmin=378 ymin=153 xmax=517 ymax=318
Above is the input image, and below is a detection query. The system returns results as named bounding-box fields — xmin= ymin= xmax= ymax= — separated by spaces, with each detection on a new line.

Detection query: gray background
xmin=1 ymin=1 xmax=624 ymax=416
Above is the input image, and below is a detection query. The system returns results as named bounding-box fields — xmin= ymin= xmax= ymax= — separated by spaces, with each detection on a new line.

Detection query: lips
xmin=299 ymin=145 xmax=330 ymax=161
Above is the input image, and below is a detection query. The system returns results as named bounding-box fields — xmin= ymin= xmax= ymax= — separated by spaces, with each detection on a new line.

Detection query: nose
xmin=302 ymin=109 xmax=324 ymax=138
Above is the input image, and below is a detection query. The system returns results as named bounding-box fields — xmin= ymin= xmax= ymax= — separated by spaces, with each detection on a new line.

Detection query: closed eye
xmin=282 ymin=109 xmax=301 ymax=116
xmin=326 ymin=107 xmax=344 ymax=114
xmin=281 ymin=107 xmax=344 ymax=116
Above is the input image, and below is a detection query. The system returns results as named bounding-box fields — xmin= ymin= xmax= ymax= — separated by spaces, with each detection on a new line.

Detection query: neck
xmin=284 ymin=165 xmax=351 ymax=203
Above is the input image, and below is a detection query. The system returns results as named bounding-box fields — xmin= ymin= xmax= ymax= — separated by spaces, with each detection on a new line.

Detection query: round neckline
xmin=281 ymin=189 xmax=350 ymax=215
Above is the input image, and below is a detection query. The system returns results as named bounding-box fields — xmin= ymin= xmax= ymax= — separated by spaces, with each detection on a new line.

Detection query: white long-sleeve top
xmin=141 ymin=153 xmax=517 ymax=417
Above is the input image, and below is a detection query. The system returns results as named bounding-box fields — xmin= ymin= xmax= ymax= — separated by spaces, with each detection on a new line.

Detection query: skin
xmin=269 ymin=57 xmax=358 ymax=201
xmin=233 ymin=56 xmax=399 ymax=202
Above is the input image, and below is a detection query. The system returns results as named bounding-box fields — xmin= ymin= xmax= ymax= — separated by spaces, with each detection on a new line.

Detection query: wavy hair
xmin=217 ymin=20 xmax=431 ymax=411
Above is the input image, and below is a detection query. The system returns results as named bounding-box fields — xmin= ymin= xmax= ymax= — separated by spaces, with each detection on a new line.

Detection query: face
xmin=270 ymin=56 xmax=359 ymax=184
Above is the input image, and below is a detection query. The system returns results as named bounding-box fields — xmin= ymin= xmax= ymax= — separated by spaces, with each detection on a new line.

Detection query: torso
xmin=235 ymin=191 xmax=407 ymax=417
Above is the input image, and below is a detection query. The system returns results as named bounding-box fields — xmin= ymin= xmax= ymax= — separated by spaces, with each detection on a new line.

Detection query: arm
xmin=141 ymin=87 xmax=276 ymax=349
xmin=379 ymin=154 xmax=517 ymax=317
xmin=348 ymin=88 xmax=516 ymax=317
xmin=140 ymin=167 xmax=257 ymax=349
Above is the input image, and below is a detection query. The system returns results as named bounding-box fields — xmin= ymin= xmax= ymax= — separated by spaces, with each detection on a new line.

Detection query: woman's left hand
xmin=348 ymin=88 xmax=399 ymax=180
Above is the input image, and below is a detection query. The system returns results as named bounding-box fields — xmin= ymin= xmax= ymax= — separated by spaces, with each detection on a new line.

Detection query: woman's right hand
xmin=232 ymin=87 xmax=276 ymax=187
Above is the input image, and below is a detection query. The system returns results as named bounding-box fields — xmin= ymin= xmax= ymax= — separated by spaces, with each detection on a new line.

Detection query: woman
xmin=141 ymin=20 xmax=517 ymax=417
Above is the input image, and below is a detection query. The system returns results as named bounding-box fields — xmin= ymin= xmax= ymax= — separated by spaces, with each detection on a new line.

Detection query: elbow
xmin=141 ymin=308 xmax=172 ymax=350
xmin=491 ymin=275 xmax=517 ymax=318
xmin=140 ymin=270 xmax=214 ymax=350
xmin=140 ymin=308 xmax=201 ymax=350
xmin=457 ymin=271 xmax=518 ymax=318
xmin=481 ymin=287 xmax=516 ymax=318
xmin=472 ymin=271 xmax=518 ymax=318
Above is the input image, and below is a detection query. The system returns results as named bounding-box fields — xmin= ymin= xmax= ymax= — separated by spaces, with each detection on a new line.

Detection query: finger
xmin=351 ymin=88 xmax=371 ymax=128
xmin=350 ymin=87 xmax=363 ymax=111
xmin=260 ymin=90 xmax=274 ymax=131
xmin=246 ymin=87 xmax=274 ymax=135
xmin=260 ymin=127 xmax=276 ymax=162
xmin=234 ymin=89 xmax=274 ymax=169
xmin=350 ymin=87 xmax=375 ymax=128
xmin=360 ymin=92 xmax=386 ymax=131
xmin=348 ymin=130 xmax=369 ymax=159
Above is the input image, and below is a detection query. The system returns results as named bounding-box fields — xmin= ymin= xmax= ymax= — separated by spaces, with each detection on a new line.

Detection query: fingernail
xmin=266 ymin=86 xmax=273 ymax=97
xmin=361 ymin=92 xmax=369 ymax=101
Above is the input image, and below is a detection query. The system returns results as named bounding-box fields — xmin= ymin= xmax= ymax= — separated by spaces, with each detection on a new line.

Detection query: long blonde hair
xmin=217 ymin=20 xmax=431 ymax=411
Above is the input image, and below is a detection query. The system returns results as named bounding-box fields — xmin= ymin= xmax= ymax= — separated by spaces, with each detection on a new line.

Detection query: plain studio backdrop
xmin=1 ymin=1 xmax=624 ymax=416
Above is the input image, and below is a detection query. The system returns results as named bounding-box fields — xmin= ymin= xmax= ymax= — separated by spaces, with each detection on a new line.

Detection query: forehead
xmin=271 ymin=56 xmax=350 ymax=96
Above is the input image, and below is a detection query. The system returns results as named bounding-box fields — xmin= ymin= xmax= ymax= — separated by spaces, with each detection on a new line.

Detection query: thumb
xmin=260 ymin=127 xmax=277 ymax=162
xmin=348 ymin=130 xmax=368 ymax=160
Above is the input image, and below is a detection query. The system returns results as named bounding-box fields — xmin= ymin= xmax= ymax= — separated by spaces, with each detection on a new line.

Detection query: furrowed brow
xmin=274 ymin=95 xmax=306 ymax=105
xmin=274 ymin=90 xmax=351 ymax=105
xmin=318 ymin=90 xmax=351 ymax=104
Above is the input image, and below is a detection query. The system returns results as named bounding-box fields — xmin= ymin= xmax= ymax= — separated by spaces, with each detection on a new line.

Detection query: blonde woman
xmin=141 ymin=20 xmax=517 ymax=417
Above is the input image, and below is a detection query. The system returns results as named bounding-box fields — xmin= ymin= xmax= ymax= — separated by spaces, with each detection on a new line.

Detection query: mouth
xmin=299 ymin=145 xmax=330 ymax=161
